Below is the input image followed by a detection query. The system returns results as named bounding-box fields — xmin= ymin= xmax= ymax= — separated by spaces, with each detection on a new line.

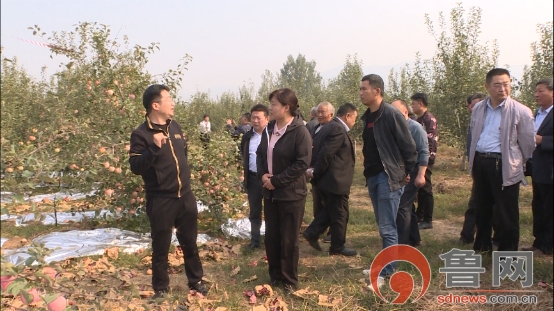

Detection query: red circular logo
xmin=368 ymin=245 xmax=431 ymax=304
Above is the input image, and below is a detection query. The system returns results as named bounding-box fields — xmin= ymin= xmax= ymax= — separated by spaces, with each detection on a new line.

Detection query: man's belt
xmin=475 ymin=152 xmax=502 ymax=159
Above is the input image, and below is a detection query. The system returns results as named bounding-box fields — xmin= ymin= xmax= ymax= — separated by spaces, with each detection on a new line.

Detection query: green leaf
xmin=25 ymin=256 xmax=37 ymax=266
xmin=12 ymin=194 xmax=25 ymax=203
xmin=20 ymin=290 xmax=34 ymax=304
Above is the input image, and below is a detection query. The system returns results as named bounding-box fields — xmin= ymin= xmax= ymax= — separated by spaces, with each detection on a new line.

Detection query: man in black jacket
xmin=240 ymin=104 xmax=270 ymax=250
xmin=359 ymin=74 xmax=417 ymax=291
xmin=522 ymin=78 xmax=553 ymax=256
xmin=129 ymin=84 xmax=207 ymax=299
xmin=303 ymin=103 xmax=358 ymax=256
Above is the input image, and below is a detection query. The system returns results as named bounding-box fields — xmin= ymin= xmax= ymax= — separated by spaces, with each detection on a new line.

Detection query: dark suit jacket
xmin=532 ymin=108 xmax=553 ymax=184
xmin=310 ymin=123 xmax=327 ymax=167
xmin=311 ymin=118 xmax=355 ymax=196
xmin=240 ymin=128 xmax=257 ymax=188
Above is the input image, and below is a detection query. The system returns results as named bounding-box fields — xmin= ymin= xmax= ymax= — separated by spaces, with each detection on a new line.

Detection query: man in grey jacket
xmin=468 ymin=68 xmax=535 ymax=253
xmin=391 ymin=99 xmax=428 ymax=247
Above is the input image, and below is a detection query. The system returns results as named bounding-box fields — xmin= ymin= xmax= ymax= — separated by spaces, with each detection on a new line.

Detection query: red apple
xmin=130 ymin=198 xmax=136 ymax=204
xmin=1 ymin=275 xmax=15 ymax=291
xmin=21 ymin=287 xmax=40 ymax=305
xmin=29 ymin=135 xmax=36 ymax=141
xmin=109 ymin=166 xmax=115 ymax=172
xmin=125 ymin=145 xmax=130 ymax=151
xmin=47 ymin=295 xmax=67 ymax=311
xmin=115 ymin=167 xmax=122 ymax=174
xmin=129 ymin=94 xmax=135 ymax=99
xmin=105 ymin=189 xmax=114 ymax=196
xmin=132 ymin=191 xmax=138 ymax=197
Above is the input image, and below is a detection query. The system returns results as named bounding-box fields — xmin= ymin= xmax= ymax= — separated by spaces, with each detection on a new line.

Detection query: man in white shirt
xmin=199 ymin=114 xmax=211 ymax=144
xmin=240 ymin=104 xmax=270 ymax=250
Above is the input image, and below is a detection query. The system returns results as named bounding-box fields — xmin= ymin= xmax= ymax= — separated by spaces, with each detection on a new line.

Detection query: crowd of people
xmin=128 ymin=68 xmax=552 ymax=298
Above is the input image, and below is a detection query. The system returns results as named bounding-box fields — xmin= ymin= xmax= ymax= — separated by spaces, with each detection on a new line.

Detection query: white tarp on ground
xmin=2 ymin=228 xmax=218 ymax=266
xmin=221 ymin=217 xmax=265 ymax=240
xmin=1 ymin=201 xmax=210 ymax=226
xmin=1 ymin=238 xmax=7 ymax=248
xmin=1 ymin=190 xmax=97 ymax=204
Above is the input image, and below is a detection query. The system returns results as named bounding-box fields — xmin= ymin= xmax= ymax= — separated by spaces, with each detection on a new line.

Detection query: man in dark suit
xmin=523 ymin=78 xmax=553 ymax=256
xmin=240 ymin=104 xmax=270 ymax=250
xmin=308 ymin=102 xmax=335 ymax=243
xmin=303 ymin=103 xmax=358 ymax=256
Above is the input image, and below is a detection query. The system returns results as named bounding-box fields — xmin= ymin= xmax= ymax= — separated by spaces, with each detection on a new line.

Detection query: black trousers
xmin=473 ymin=156 xmax=520 ymax=252
xmin=304 ymin=191 xmax=350 ymax=252
xmin=460 ymin=182 xmax=499 ymax=244
xmin=416 ymin=161 xmax=434 ymax=222
xmin=532 ymin=182 xmax=553 ymax=254
xmin=264 ymin=197 xmax=305 ymax=287
xmin=312 ymin=185 xmax=325 ymax=218
xmin=247 ymin=172 xmax=264 ymax=247
xmin=146 ymin=191 xmax=203 ymax=291
xmin=396 ymin=169 xmax=421 ymax=245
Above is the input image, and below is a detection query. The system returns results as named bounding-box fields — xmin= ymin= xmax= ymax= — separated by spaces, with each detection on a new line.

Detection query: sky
xmin=1 ymin=0 xmax=553 ymax=101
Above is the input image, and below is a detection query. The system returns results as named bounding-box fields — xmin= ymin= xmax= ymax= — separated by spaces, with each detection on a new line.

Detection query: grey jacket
xmin=361 ymin=102 xmax=418 ymax=191
xmin=468 ymin=96 xmax=535 ymax=186
xmin=408 ymin=118 xmax=429 ymax=167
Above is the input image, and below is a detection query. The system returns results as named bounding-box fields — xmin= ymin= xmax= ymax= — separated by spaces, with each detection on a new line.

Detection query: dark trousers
xmin=473 ymin=156 xmax=520 ymax=252
xmin=247 ymin=172 xmax=263 ymax=247
xmin=304 ymin=191 xmax=350 ymax=252
xmin=396 ymin=169 xmax=421 ymax=245
xmin=312 ymin=185 xmax=325 ymax=218
xmin=264 ymin=198 xmax=305 ymax=287
xmin=146 ymin=191 xmax=203 ymax=291
xmin=460 ymin=182 xmax=499 ymax=244
xmin=532 ymin=182 xmax=553 ymax=254
xmin=416 ymin=161 xmax=434 ymax=222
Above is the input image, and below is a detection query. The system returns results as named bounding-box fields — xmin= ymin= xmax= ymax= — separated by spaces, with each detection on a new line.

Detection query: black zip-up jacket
xmin=256 ymin=115 xmax=312 ymax=201
xmin=129 ymin=116 xmax=192 ymax=198
xmin=361 ymin=101 xmax=417 ymax=191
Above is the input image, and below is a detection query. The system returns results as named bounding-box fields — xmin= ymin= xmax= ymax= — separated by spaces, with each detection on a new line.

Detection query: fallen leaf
xmin=229 ymin=266 xmax=241 ymax=276
xmin=538 ymin=281 xmax=553 ymax=291
xmin=255 ymin=284 xmax=274 ymax=297
xmin=264 ymin=297 xmax=288 ymax=311
xmin=348 ymin=264 xmax=364 ymax=269
xmin=139 ymin=291 xmax=154 ymax=298
xmin=318 ymin=294 xmax=342 ymax=307
xmin=252 ymin=306 xmax=268 ymax=311
xmin=249 ymin=294 xmax=257 ymax=304
xmin=292 ymin=287 xmax=319 ymax=299
xmin=215 ymin=307 xmax=228 ymax=311
xmin=243 ymin=275 xmax=258 ymax=283
xmin=146 ymin=269 xmax=152 ymax=275
xmin=247 ymin=260 xmax=258 ymax=267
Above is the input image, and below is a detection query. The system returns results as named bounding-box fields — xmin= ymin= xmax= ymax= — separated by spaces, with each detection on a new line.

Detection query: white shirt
xmin=337 ymin=117 xmax=350 ymax=132
xmin=199 ymin=120 xmax=211 ymax=133
xmin=248 ymin=131 xmax=262 ymax=172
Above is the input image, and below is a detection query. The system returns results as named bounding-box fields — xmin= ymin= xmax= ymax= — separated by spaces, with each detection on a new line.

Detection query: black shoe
xmin=270 ymin=278 xmax=281 ymax=288
xmin=246 ymin=243 xmax=260 ymax=251
xmin=322 ymin=235 xmax=332 ymax=243
xmin=189 ymin=281 xmax=209 ymax=296
xmin=418 ymin=221 xmax=433 ymax=229
xmin=151 ymin=289 xmax=167 ymax=300
xmin=409 ymin=241 xmax=422 ymax=248
xmin=283 ymin=284 xmax=297 ymax=295
xmin=329 ymin=247 xmax=357 ymax=257
xmin=302 ymin=231 xmax=322 ymax=251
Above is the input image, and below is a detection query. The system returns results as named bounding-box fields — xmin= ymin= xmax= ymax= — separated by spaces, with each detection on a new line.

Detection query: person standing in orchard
xmin=256 ymin=88 xmax=312 ymax=295
xmin=410 ymin=93 xmax=438 ymax=230
xmin=129 ymin=84 xmax=207 ymax=299
xmin=468 ymin=68 xmax=535 ymax=253
xmin=522 ymin=78 xmax=553 ymax=256
xmin=359 ymin=74 xmax=417 ymax=291
xmin=240 ymin=104 xmax=270 ymax=251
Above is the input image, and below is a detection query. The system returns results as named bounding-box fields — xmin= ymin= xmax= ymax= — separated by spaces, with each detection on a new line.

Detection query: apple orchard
xmin=1 ymin=23 xmax=246 ymax=234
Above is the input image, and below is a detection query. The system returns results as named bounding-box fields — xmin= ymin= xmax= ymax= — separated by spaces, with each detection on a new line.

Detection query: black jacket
xmin=361 ymin=102 xmax=417 ymax=191
xmin=311 ymin=118 xmax=355 ymax=196
xmin=256 ymin=115 xmax=312 ymax=201
xmin=129 ymin=116 xmax=192 ymax=198
xmin=532 ymin=108 xmax=553 ymax=184
xmin=310 ymin=123 xmax=328 ymax=167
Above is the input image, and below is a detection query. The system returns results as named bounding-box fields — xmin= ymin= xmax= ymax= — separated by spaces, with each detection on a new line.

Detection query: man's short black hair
xmin=361 ymin=74 xmax=385 ymax=97
xmin=470 ymin=92 xmax=487 ymax=103
xmin=242 ymin=112 xmax=251 ymax=122
xmin=203 ymin=114 xmax=209 ymax=118
xmin=336 ymin=103 xmax=358 ymax=117
xmin=486 ymin=68 xmax=511 ymax=84
xmin=411 ymin=93 xmax=429 ymax=107
xmin=143 ymin=84 xmax=170 ymax=114
xmin=536 ymin=78 xmax=553 ymax=91
xmin=250 ymin=103 xmax=269 ymax=117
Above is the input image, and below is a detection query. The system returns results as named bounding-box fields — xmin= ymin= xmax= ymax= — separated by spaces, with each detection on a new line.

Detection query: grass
xmin=1 ymin=146 xmax=552 ymax=310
